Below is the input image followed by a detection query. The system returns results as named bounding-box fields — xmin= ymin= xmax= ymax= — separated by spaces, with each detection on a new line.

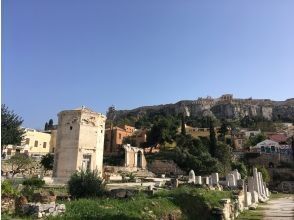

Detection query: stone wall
xmin=277 ymin=181 xmax=294 ymax=193
xmin=104 ymin=165 xmax=138 ymax=173
xmin=147 ymin=160 xmax=186 ymax=176
xmin=1 ymin=196 xmax=15 ymax=214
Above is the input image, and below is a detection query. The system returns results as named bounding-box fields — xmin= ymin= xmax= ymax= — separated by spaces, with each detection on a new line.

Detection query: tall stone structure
xmin=53 ymin=107 xmax=106 ymax=182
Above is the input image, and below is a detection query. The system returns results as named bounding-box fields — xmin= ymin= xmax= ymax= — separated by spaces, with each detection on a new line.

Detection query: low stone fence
xmin=20 ymin=203 xmax=65 ymax=218
xmin=104 ymin=166 xmax=138 ymax=173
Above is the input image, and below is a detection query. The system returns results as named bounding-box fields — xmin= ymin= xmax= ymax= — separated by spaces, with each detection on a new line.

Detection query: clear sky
xmin=2 ymin=0 xmax=294 ymax=129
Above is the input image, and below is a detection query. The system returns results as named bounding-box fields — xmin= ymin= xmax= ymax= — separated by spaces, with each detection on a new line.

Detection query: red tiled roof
xmin=268 ymin=134 xmax=287 ymax=143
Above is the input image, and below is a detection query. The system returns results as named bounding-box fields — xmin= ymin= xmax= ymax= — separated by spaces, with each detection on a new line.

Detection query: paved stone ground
xmin=261 ymin=196 xmax=294 ymax=220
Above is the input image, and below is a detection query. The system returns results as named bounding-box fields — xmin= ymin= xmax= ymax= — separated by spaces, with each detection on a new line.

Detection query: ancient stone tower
xmin=53 ymin=107 xmax=106 ymax=182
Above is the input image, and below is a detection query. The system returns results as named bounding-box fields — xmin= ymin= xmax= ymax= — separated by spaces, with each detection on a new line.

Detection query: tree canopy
xmin=209 ymin=120 xmax=217 ymax=157
xmin=245 ymin=133 xmax=266 ymax=147
xmin=174 ymin=134 xmax=220 ymax=175
xmin=1 ymin=104 xmax=25 ymax=150
xmin=7 ymin=154 xmax=34 ymax=177
xmin=40 ymin=153 xmax=54 ymax=173
xmin=146 ymin=115 xmax=179 ymax=146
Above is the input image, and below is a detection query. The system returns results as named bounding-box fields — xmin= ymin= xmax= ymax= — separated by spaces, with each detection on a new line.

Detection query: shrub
xmin=68 ymin=169 xmax=104 ymax=199
xmin=232 ymin=161 xmax=248 ymax=179
xmin=23 ymin=178 xmax=45 ymax=188
xmin=1 ymin=180 xmax=19 ymax=197
xmin=40 ymin=153 xmax=54 ymax=173
xmin=21 ymin=186 xmax=35 ymax=201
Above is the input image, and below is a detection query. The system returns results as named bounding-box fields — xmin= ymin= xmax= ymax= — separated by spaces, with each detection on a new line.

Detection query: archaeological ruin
xmin=52 ymin=107 xmax=106 ymax=182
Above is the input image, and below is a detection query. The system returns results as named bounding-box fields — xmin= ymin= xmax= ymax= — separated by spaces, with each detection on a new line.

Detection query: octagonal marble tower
xmin=53 ymin=107 xmax=106 ymax=182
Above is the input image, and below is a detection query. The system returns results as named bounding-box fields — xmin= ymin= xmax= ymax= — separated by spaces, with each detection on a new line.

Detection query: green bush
xmin=23 ymin=178 xmax=45 ymax=188
xmin=1 ymin=180 xmax=19 ymax=197
xmin=68 ymin=169 xmax=105 ymax=199
xmin=21 ymin=186 xmax=35 ymax=201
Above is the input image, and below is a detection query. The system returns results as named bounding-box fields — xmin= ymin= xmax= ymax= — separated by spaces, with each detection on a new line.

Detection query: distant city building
xmin=249 ymin=139 xmax=293 ymax=167
xmin=179 ymin=124 xmax=220 ymax=138
xmin=104 ymin=125 xmax=135 ymax=155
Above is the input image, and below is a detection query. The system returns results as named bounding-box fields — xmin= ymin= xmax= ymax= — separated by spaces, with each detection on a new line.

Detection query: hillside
xmin=108 ymin=95 xmax=294 ymax=124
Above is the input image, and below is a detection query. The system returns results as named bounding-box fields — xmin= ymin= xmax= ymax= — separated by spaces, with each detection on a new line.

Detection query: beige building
xmin=24 ymin=128 xmax=55 ymax=157
xmin=2 ymin=128 xmax=56 ymax=159
xmin=53 ymin=107 xmax=106 ymax=182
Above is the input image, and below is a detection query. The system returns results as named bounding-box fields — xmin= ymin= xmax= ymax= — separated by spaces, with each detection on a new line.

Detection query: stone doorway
xmin=82 ymin=155 xmax=92 ymax=171
xmin=137 ymin=151 xmax=142 ymax=168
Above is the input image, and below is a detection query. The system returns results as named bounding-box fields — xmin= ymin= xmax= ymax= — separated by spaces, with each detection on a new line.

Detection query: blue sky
xmin=2 ymin=1 xmax=294 ymax=129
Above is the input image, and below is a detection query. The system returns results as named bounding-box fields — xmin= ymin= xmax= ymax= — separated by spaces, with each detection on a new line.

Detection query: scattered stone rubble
xmin=8 ymin=192 xmax=66 ymax=218
xmin=21 ymin=203 xmax=65 ymax=218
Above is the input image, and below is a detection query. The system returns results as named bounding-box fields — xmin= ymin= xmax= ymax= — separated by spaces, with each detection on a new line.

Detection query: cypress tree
xmin=44 ymin=122 xmax=49 ymax=131
xmin=209 ymin=120 xmax=217 ymax=157
xmin=181 ymin=114 xmax=186 ymax=135
xmin=48 ymin=119 xmax=54 ymax=130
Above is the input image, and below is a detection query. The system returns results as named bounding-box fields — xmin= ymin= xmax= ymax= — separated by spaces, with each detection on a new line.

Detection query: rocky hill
xmin=108 ymin=94 xmax=294 ymax=123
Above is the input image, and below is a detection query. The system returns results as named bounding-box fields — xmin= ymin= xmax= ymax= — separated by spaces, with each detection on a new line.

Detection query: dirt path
xmin=260 ymin=196 xmax=294 ymax=220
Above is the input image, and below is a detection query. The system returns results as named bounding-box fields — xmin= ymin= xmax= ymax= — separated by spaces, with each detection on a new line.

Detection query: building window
xmin=261 ymin=146 xmax=265 ymax=152
xmin=271 ymin=146 xmax=275 ymax=152
xmin=43 ymin=142 xmax=47 ymax=148
xmin=119 ymin=133 xmax=122 ymax=139
xmin=70 ymin=126 xmax=73 ymax=130
xmin=34 ymin=141 xmax=38 ymax=147
xmin=25 ymin=138 xmax=30 ymax=145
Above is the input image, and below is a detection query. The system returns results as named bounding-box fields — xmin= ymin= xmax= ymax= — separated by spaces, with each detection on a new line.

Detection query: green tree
xmin=240 ymin=116 xmax=254 ymax=128
xmin=245 ymin=133 xmax=266 ymax=147
xmin=215 ymin=142 xmax=232 ymax=175
xmin=181 ymin=114 xmax=186 ymax=135
xmin=209 ymin=120 xmax=217 ymax=157
xmin=1 ymin=104 xmax=25 ymax=151
xmin=174 ymin=134 xmax=220 ymax=175
xmin=219 ymin=120 xmax=229 ymax=141
xmin=44 ymin=122 xmax=49 ymax=131
xmin=40 ymin=153 xmax=54 ymax=174
xmin=258 ymin=166 xmax=270 ymax=183
xmin=147 ymin=115 xmax=179 ymax=146
xmin=48 ymin=119 xmax=54 ymax=130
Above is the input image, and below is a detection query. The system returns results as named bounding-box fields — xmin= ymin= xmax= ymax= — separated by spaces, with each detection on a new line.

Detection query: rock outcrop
xmin=109 ymin=95 xmax=294 ymax=122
